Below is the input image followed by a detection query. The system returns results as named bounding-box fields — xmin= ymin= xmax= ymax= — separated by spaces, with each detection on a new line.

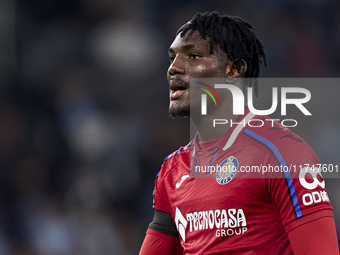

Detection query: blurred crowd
xmin=0 ymin=0 xmax=339 ymax=254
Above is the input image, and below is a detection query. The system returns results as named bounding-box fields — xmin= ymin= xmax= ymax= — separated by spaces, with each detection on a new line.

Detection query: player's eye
xmin=169 ymin=55 xmax=175 ymax=62
xmin=189 ymin=53 xmax=201 ymax=60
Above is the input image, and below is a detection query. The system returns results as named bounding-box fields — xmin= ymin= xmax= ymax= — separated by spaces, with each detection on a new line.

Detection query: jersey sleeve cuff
xmin=284 ymin=209 xmax=334 ymax=234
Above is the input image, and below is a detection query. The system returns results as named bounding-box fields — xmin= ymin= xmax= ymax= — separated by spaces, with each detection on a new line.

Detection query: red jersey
xmin=152 ymin=109 xmax=333 ymax=254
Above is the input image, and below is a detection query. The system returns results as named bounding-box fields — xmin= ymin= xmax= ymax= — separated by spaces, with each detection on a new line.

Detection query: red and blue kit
xmin=150 ymin=109 xmax=333 ymax=254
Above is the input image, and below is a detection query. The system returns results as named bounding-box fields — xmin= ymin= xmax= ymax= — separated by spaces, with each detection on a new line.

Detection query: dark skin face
xmin=167 ymin=30 xmax=246 ymax=117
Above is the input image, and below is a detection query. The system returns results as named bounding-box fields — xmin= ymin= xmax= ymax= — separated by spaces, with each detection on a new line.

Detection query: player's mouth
xmin=170 ymin=87 xmax=187 ymax=99
xmin=169 ymin=79 xmax=189 ymax=100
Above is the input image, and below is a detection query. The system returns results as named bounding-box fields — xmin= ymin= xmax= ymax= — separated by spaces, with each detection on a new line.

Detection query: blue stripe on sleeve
xmin=243 ymin=128 xmax=303 ymax=219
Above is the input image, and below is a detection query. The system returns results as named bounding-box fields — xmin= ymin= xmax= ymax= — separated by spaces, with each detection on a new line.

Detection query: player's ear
xmin=226 ymin=59 xmax=247 ymax=78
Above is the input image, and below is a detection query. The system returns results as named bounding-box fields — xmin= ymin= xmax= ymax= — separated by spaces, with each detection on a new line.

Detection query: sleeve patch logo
xmin=299 ymin=167 xmax=330 ymax=206
xmin=299 ymin=167 xmax=325 ymax=190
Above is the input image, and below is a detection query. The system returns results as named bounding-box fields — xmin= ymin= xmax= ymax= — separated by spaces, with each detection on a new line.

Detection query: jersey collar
xmin=191 ymin=108 xmax=255 ymax=156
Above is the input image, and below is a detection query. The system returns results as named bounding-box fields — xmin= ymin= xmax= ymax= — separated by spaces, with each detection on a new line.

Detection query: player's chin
xmin=169 ymin=104 xmax=190 ymax=118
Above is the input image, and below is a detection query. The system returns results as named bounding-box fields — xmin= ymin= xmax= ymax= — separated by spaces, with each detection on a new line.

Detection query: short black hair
xmin=177 ymin=11 xmax=267 ymax=96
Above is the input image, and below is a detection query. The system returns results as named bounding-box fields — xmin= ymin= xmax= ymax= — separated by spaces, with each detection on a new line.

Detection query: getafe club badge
xmin=216 ymin=156 xmax=238 ymax=185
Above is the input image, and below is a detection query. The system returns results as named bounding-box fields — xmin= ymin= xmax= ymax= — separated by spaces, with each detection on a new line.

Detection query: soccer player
xmin=139 ymin=12 xmax=339 ymax=254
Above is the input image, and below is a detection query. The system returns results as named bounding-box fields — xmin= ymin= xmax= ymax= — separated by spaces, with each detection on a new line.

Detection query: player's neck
xmin=190 ymin=109 xmax=241 ymax=142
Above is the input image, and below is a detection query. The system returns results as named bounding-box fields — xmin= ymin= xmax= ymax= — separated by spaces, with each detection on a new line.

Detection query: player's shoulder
xmin=156 ymin=140 xmax=192 ymax=179
xmin=244 ymin=115 xmax=317 ymax=160
xmin=164 ymin=140 xmax=192 ymax=162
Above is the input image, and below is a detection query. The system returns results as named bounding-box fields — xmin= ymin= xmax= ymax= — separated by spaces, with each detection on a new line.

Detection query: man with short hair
xmin=139 ymin=11 xmax=339 ymax=254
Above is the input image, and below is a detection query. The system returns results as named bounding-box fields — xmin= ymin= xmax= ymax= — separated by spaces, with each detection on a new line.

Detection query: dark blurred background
xmin=0 ymin=0 xmax=339 ymax=254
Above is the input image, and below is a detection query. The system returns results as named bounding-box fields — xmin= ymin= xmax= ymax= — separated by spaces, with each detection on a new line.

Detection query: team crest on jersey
xmin=216 ymin=156 xmax=238 ymax=185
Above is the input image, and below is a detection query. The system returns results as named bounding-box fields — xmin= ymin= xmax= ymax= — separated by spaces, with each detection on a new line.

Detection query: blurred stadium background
xmin=0 ymin=0 xmax=339 ymax=254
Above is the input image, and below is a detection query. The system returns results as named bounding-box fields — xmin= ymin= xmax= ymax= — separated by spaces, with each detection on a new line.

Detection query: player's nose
xmin=168 ymin=56 xmax=185 ymax=76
